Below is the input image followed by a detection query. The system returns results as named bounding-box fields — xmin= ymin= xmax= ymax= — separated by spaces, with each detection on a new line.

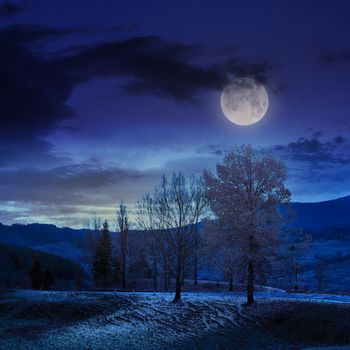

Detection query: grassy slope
xmin=1 ymin=290 xmax=350 ymax=349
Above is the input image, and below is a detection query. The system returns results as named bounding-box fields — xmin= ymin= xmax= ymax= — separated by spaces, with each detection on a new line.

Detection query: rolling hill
xmin=0 ymin=242 xmax=87 ymax=289
xmin=292 ymin=195 xmax=350 ymax=229
xmin=0 ymin=195 xmax=350 ymax=292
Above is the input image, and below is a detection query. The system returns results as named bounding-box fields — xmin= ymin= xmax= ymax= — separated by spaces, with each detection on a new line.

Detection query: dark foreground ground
xmin=1 ymin=290 xmax=350 ymax=350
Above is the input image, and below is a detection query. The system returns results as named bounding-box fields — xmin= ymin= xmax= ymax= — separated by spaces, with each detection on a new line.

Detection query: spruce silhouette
xmin=43 ymin=267 xmax=55 ymax=290
xmin=28 ymin=257 xmax=42 ymax=290
xmin=92 ymin=220 xmax=113 ymax=287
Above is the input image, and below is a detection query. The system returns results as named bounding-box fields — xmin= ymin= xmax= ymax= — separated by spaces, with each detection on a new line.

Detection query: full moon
xmin=220 ymin=77 xmax=269 ymax=126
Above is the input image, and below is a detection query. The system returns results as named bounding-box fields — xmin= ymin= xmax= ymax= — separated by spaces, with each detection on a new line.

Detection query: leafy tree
xmin=92 ymin=220 xmax=113 ymax=287
xmin=43 ymin=267 xmax=55 ymax=290
xmin=28 ymin=257 xmax=42 ymax=290
xmin=204 ymin=145 xmax=291 ymax=305
xmin=205 ymin=220 xmax=243 ymax=292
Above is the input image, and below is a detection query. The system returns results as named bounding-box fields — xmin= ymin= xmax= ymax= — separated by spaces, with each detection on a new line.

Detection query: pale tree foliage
xmin=136 ymin=172 xmax=207 ymax=302
xmin=205 ymin=220 xmax=244 ymax=291
xmin=204 ymin=145 xmax=291 ymax=304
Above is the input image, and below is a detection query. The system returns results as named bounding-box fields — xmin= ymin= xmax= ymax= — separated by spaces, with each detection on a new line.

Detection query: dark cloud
xmin=0 ymin=1 xmax=23 ymax=17
xmin=61 ymin=36 xmax=276 ymax=100
xmin=0 ymin=138 xmax=68 ymax=168
xmin=224 ymin=57 xmax=277 ymax=84
xmin=0 ymin=24 xmax=276 ymax=139
xmin=0 ymin=25 xmax=81 ymax=138
xmin=273 ymin=83 xmax=289 ymax=95
xmin=0 ymin=163 xmax=151 ymax=205
xmin=0 ymin=160 xmax=166 ymax=225
xmin=206 ymin=144 xmax=224 ymax=156
xmin=195 ymin=144 xmax=227 ymax=156
xmin=274 ymin=133 xmax=349 ymax=165
xmin=334 ymin=135 xmax=346 ymax=145
xmin=0 ymin=24 xmax=276 ymax=176
xmin=272 ymin=133 xmax=350 ymax=197
xmin=320 ymin=49 xmax=350 ymax=65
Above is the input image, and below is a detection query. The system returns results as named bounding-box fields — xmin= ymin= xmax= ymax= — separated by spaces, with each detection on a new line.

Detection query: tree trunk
xmin=294 ymin=262 xmax=298 ymax=291
xmin=115 ymin=263 xmax=119 ymax=283
xmin=164 ymin=276 xmax=168 ymax=291
xmin=173 ymin=272 xmax=181 ymax=303
xmin=122 ymin=249 xmax=126 ymax=288
xmin=246 ymin=261 xmax=254 ymax=305
xmin=181 ymin=263 xmax=185 ymax=287
xmin=163 ymin=256 xmax=169 ymax=291
xmin=153 ymin=256 xmax=158 ymax=291
xmin=173 ymin=257 xmax=182 ymax=303
xmin=193 ymin=252 xmax=198 ymax=286
xmin=120 ymin=230 xmax=127 ymax=289
xmin=228 ymin=271 xmax=233 ymax=292
xmin=167 ymin=270 xmax=171 ymax=290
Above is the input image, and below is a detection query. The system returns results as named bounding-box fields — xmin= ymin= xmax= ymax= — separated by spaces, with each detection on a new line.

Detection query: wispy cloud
xmin=274 ymin=132 xmax=348 ymax=165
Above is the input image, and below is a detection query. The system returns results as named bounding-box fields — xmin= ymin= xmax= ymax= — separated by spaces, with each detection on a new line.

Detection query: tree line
xmin=91 ymin=203 xmax=129 ymax=288
xmin=90 ymin=145 xmax=301 ymax=304
xmin=28 ymin=257 xmax=55 ymax=290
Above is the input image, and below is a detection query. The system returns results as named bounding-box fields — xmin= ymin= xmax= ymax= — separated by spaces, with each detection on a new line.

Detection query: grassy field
xmin=1 ymin=289 xmax=350 ymax=349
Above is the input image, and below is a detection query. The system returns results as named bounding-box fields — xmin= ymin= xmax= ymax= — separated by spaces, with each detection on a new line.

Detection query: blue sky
xmin=0 ymin=0 xmax=350 ymax=227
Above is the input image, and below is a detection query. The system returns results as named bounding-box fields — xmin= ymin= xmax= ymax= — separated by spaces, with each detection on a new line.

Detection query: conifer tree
xmin=28 ymin=257 xmax=42 ymax=290
xmin=114 ymin=256 xmax=120 ymax=283
xmin=43 ymin=267 xmax=55 ymax=290
xmin=92 ymin=220 xmax=113 ymax=287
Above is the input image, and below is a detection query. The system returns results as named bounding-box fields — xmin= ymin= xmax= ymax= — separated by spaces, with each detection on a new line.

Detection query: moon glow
xmin=220 ymin=77 xmax=269 ymax=126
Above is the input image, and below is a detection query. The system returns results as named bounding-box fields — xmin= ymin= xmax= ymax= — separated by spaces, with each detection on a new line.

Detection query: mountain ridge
xmin=0 ymin=194 xmax=349 ymax=259
xmin=291 ymin=194 xmax=350 ymax=229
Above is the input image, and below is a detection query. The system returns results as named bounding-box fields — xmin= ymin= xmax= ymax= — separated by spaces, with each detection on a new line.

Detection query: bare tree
xmin=193 ymin=225 xmax=200 ymax=286
xmin=192 ymin=177 xmax=207 ymax=286
xmin=136 ymin=172 xmax=207 ymax=302
xmin=291 ymin=259 xmax=299 ymax=291
xmin=314 ymin=261 xmax=327 ymax=292
xmin=117 ymin=204 xmax=128 ymax=288
xmin=136 ymin=194 xmax=161 ymax=291
xmin=204 ymin=145 xmax=291 ymax=305
xmin=83 ymin=217 xmax=102 ymax=256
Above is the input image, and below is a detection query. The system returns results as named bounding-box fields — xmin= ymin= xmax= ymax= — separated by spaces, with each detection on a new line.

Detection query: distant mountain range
xmin=0 ymin=223 xmax=88 ymax=262
xmin=0 ymin=194 xmax=349 ymax=260
xmin=0 ymin=195 xmax=350 ymax=292
xmin=292 ymin=195 xmax=350 ymax=229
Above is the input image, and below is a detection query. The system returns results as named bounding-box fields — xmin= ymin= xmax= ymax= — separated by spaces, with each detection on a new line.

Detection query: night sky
xmin=1 ymin=0 xmax=350 ymax=227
